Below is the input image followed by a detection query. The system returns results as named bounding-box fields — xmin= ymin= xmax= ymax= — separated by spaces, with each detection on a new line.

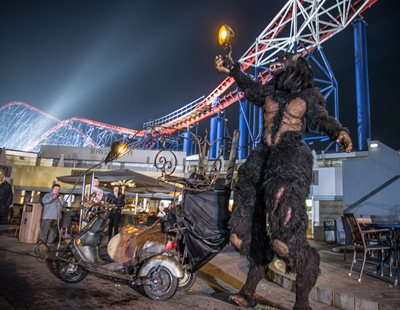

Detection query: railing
xmin=344 ymin=175 xmax=400 ymax=214
xmin=143 ymin=96 xmax=204 ymax=128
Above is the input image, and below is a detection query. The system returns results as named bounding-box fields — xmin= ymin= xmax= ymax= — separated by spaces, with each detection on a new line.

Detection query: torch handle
xmin=223 ymin=44 xmax=234 ymax=70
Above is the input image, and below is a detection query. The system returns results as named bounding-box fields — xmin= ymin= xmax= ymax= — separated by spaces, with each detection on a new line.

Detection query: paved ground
xmin=0 ymin=236 xmax=244 ymax=310
xmin=1 ymin=225 xmax=399 ymax=310
xmin=0 ymin=230 xmax=336 ymax=310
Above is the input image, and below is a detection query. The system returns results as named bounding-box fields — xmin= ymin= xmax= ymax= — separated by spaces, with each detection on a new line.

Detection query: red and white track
xmin=150 ymin=0 xmax=377 ymax=135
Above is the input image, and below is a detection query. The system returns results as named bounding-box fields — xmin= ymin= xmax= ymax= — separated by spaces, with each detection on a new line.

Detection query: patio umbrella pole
xmin=135 ymin=193 xmax=138 ymax=215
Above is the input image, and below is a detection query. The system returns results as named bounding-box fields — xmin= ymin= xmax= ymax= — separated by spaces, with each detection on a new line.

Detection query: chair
xmin=344 ymin=213 xmax=392 ymax=282
xmin=371 ymin=215 xmax=400 ymax=278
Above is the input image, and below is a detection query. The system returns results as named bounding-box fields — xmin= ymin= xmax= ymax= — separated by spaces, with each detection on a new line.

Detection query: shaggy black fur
xmin=228 ymin=53 xmax=346 ymax=309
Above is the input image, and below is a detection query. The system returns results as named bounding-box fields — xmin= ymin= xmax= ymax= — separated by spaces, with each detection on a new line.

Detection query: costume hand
xmin=215 ymin=55 xmax=231 ymax=74
xmin=336 ymin=131 xmax=352 ymax=152
xmin=229 ymin=233 xmax=243 ymax=251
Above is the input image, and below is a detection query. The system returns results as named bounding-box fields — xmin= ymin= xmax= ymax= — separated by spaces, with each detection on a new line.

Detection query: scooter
xmin=48 ymin=202 xmax=185 ymax=301
xmin=47 ymin=129 xmax=239 ymax=300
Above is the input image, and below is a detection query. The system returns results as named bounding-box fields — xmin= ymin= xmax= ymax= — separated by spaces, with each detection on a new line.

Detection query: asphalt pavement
xmin=1 ymin=225 xmax=399 ymax=310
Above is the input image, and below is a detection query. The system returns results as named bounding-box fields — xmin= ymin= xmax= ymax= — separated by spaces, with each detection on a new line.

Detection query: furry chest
xmin=263 ymin=97 xmax=307 ymax=144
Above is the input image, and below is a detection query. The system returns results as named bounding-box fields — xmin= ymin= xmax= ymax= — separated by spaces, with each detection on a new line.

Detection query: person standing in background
xmin=39 ymin=184 xmax=65 ymax=244
xmin=157 ymin=202 xmax=166 ymax=218
xmin=107 ymin=186 xmax=125 ymax=241
xmin=0 ymin=168 xmax=13 ymax=224
xmin=91 ymin=177 xmax=103 ymax=203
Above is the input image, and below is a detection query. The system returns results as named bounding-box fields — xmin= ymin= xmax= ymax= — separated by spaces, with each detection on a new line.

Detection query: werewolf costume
xmin=215 ymin=53 xmax=352 ymax=309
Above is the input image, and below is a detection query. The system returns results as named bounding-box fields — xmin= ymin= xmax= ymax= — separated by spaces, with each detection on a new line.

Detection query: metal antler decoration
xmin=154 ymin=150 xmax=178 ymax=178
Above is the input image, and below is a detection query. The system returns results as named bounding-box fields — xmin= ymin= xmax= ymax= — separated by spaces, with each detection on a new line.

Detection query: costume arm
xmin=306 ymin=89 xmax=353 ymax=152
xmin=229 ymin=64 xmax=268 ymax=106
xmin=305 ymin=89 xmax=348 ymax=139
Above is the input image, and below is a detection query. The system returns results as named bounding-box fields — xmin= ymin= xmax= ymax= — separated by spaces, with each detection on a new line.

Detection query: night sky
xmin=0 ymin=1 xmax=399 ymax=149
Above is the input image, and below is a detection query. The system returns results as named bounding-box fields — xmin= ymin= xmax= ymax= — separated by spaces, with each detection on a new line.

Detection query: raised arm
xmin=42 ymin=193 xmax=58 ymax=204
xmin=215 ymin=55 xmax=268 ymax=106
xmin=305 ymin=89 xmax=352 ymax=152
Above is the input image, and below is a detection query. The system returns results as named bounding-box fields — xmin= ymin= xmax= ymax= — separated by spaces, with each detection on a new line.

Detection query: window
xmin=312 ymin=170 xmax=319 ymax=185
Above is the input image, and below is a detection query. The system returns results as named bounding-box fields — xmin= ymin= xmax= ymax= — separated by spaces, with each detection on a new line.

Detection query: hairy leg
xmin=229 ymin=144 xmax=268 ymax=256
xmin=293 ymin=245 xmax=320 ymax=310
xmin=229 ymin=144 xmax=273 ymax=306
xmin=263 ymin=133 xmax=319 ymax=309
xmin=230 ymin=261 xmax=265 ymax=307
xmin=230 ymin=197 xmax=273 ymax=307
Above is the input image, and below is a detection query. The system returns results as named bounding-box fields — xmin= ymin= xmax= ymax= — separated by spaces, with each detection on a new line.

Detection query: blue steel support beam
xmin=238 ymin=98 xmax=250 ymax=159
xmin=193 ymin=123 xmax=199 ymax=154
xmin=215 ymin=112 xmax=224 ymax=157
xmin=317 ymin=47 xmax=340 ymax=152
xmin=209 ymin=117 xmax=218 ymax=158
xmin=353 ymin=17 xmax=371 ymax=150
xmin=183 ymin=128 xmax=191 ymax=156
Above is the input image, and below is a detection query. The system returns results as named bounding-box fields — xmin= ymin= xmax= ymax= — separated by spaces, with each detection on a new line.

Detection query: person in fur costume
xmin=215 ymin=52 xmax=352 ymax=309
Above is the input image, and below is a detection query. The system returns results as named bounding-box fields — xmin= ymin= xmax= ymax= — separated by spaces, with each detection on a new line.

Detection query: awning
xmin=139 ymin=193 xmax=177 ymax=200
xmin=57 ymin=169 xmax=177 ymax=194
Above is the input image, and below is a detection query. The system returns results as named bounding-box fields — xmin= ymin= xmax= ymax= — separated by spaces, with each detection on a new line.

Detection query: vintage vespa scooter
xmin=48 ymin=202 xmax=184 ymax=301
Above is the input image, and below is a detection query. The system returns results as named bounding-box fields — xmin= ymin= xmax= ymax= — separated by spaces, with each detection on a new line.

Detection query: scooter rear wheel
xmin=51 ymin=251 xmax=88 ymax=283
xmin=178 ymin=270 xmax=196 ymax=290
xmin=142 ymin=266 xmax=178 ymax=301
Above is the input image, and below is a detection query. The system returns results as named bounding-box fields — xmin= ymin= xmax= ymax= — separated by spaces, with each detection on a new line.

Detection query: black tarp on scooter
xmin=174 ymin=189 xmax=230 ymax=273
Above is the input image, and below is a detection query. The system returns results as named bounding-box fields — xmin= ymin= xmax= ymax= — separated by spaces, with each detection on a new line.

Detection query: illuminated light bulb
xmin=218 ymin=24 xmax=234 ymax=46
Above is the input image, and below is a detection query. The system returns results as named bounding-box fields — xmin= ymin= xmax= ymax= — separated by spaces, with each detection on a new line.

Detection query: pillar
xmin=353 ymin=17 xmax=371 ymax=150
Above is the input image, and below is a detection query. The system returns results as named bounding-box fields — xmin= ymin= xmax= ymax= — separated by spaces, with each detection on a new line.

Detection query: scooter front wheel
xmin=142 ymin=266 xmax=178 ymax=301
xmin=51 ymin=251 xmax=88 ymax=283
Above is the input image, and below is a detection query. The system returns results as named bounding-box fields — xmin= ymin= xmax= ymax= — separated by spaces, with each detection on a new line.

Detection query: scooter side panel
xmin=138 ymin=255 xmax=183 ymax=278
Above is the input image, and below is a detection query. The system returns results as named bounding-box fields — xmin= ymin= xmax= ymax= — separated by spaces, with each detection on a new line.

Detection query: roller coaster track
xmin=25 ymin=116 xmax=141 ymax=151
xmin=0 ymin=101 xmax=141 ymax=151
xmin=148 ymin=0 xmax=377 ymax=135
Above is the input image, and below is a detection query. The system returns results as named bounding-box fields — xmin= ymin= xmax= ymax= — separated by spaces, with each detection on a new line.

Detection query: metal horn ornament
xmin=154 ymin=150 xmax=178 ymax=177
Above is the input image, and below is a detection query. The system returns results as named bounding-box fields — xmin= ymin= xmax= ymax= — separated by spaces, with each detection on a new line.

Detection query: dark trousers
xmin=0 ymin=216 xmax=8 ymax=224
xmin=108 ymin=209 xmax=121 ymax=241
xmin=0 ymin=206 xmax=8 ymax=224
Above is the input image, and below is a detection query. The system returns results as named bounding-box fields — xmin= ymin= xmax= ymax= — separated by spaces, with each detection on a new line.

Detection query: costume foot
xmin=229 ymin=293 xmax=257 ymax=307
xmin=293 ymin=303 xmax=312 ymax=310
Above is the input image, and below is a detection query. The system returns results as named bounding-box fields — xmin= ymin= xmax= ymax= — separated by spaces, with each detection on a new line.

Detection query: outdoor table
xmin=356 ymin=217 xmax=372 ymax=225
xmin=373 ymin=223 xmax=400 ymax=285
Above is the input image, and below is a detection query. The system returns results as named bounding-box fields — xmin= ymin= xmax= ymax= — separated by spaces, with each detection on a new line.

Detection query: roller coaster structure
xmin=0 ymin=0 xmax=376 ymax=154
xmin=148 ymin=0 xmax=376 ymax=155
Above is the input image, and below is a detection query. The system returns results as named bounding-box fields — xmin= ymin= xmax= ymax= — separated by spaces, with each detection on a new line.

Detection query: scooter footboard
xmin=138 ymin=255 xmax=183 ymax=279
